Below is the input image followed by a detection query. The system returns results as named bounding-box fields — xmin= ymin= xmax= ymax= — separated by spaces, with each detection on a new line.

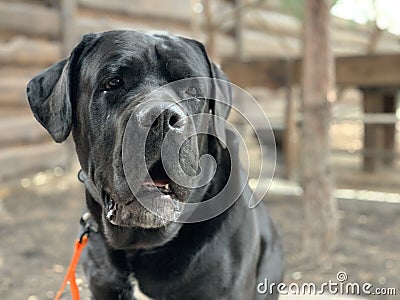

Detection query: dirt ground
xmin=0 ymin=169 xmax=398 ymax=300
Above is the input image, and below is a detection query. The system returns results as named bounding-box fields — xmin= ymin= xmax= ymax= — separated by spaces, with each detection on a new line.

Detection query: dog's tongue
xmin=143 ymin=179 xmax=170 ymax=188
xmin=154 ymin=179 xmax=169 ymax=187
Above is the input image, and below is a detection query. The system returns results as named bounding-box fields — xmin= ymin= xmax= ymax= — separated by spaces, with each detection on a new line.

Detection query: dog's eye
xmin=104 ymin=77 xmax=124 ymax=91
xmin=185 ymin=86 xmax=200 ymax=98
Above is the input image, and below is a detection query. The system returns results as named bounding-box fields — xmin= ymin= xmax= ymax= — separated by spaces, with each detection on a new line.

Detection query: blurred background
xmin=0 ymin=0 xmax=399 ymax=299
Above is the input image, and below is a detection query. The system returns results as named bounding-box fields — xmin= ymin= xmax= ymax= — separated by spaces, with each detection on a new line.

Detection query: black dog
xmin=27 ymin=30 xmax=283 ymax=300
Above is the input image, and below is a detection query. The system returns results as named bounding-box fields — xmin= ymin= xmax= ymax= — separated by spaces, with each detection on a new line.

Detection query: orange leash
xmin=54 ymin=234 xmax=89 ymax=300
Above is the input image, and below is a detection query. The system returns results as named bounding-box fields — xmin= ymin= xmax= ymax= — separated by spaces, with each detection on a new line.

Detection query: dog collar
xmin=80 ymin=211 xmax=98 ymax=237
xmin=78 ymin=169 xmax=103 ymax=204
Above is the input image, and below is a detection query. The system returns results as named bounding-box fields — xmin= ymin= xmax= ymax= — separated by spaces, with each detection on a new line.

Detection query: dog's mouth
xmin=143 ymin=160 xmax=174 ymax=195
xmin=104 ymin=159 xmax=184 ymax=228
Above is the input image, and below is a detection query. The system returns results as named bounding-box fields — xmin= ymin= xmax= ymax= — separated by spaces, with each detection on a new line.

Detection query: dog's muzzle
xmin=105 ymin=100 xmax=201 ymax=228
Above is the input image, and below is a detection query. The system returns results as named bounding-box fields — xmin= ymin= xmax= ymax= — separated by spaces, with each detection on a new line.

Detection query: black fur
xmin=27 ymin=30 xmax=283 ymax=299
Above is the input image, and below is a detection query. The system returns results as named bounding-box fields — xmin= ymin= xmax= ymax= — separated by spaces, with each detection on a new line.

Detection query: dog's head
xmin=26 ymin=31 xmax=232 ymax=249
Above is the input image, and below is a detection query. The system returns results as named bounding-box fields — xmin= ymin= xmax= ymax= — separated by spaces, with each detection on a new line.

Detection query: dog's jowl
xmin=26 ymin=30 xmax=283 ymax=300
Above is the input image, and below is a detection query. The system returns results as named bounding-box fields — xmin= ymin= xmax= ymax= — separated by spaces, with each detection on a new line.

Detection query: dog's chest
xmin=130 ymin=275 xmax=153 ymax=300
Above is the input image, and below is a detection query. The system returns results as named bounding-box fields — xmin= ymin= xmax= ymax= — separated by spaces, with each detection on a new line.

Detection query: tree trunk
xmin=301 ymin=0 xmax=338 ymax=262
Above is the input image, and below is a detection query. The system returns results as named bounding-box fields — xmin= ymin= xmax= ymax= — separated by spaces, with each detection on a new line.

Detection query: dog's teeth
xmin=105 ymin=195 xmax=117 ymax=221
xmin=107 ymin=198 xmax=115 ymax=210
xmin=106 ymin=209 xmax=114 ymax=219
xmin=165 ymin=184 xmax=169 ymax=190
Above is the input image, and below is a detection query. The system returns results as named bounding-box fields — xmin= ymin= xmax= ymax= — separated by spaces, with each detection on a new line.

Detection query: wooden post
xmin=234 ymin=0 xmax=244 ymax=60
xmin=283 ymin=59 xmax=298 ymax=180
xmin=366 ymin=24 xmax=382 ymax=54
xmin=60 ymin=0 xmax=78 ymax=170
xmin=383 ymin=91 xmax=397 ymax=166
xmin=60 ymin=0 xmax=78 ymax=57
xmin=301 ymin=0 xmax=337 ymax=262
xmin=362 ymin=88 xmax=384 ymax=171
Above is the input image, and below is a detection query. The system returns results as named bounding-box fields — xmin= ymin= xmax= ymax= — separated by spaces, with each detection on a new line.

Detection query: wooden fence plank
xmin=79 ymin=0 xmax=191 ymax=24
xmin=222 ymin=54 xmax=400 ymax=88
xmin=0 ymin=2 xmax=60 ymax=38
xmin=0 ymin=77 xmax=31 ymax=106
xmin=0 ymin=116 xmax=50 ymax=147
xmin=0 ymin=37 xmax=61 ymax=66
xmin=75 ymin=15 xmax=192 ymax=38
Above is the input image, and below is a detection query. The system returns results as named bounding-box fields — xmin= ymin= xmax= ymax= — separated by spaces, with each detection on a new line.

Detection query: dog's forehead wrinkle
xmin=84 ymin=37 xmax=156 ymax=75
xmin=92 ymin=54 xmax=149 ymax=81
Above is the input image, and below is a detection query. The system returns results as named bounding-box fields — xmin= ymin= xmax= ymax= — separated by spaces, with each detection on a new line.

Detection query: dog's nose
xmin=138 ymin=102 xmax=186 ymax=132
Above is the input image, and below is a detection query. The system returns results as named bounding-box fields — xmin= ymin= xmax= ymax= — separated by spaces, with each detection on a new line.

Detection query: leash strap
xmin=54 ymin=208 xmax=98 ymax=300
xmin=54 ymin=172 xmax=101 ymax=299
xmin=54 ymin=234 xmax=88 ymax=300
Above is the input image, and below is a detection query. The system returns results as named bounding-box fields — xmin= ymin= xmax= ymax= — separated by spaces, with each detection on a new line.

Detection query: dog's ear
xmin=26 ymin=59 xmax=71 ymax=143
xmin=26 ymin=33 xmax=97 ymax=143
xmin=179 ymin=37 xmax=232 ymax=148
xmin=208 ymin=62 xmax=232 ymax=148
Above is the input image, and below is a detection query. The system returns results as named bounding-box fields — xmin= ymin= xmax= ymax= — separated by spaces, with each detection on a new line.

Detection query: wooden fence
xmin=1 ymin=0 xmax=399 ymax=180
